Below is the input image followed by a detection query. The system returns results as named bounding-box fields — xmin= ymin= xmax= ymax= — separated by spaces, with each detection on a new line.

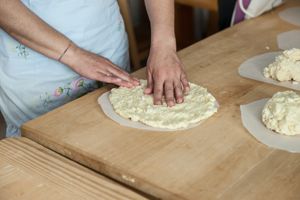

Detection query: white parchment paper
xmin=98 ymin=92 xmax=205 ymax=132
xmin=238 ymin=51 xmax=300 ymax=91
xmin=277 ymin=30 xmax=300 ymax=50
xmin=241 ymin=99 xmax=300 ymax=153
xmin=279 ymin=7 xmax=300 ymax=26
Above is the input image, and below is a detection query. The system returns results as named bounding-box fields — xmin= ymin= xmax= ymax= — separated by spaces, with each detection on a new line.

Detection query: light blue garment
xmin=0 ymin=0 xmax=129 ymax=137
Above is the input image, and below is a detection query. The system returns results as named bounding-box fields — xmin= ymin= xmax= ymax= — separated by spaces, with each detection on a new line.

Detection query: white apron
xmin=0 ymin=0 xmax=129 ymax=137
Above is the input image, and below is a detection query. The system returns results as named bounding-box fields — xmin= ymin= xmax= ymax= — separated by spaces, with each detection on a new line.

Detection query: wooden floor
xmin=0 ymin=137 xmax=148 ymax=200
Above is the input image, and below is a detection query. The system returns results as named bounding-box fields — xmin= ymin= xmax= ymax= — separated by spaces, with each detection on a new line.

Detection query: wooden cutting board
xmin=0 ymin=138 xmax=147 ymax=200
xmin=22 ymin=1 xmax=300 ymax=199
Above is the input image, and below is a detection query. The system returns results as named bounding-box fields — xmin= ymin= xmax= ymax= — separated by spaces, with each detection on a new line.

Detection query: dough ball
xmin=263 ymin=48 xmax=300 ymax=82
xmin=262 ymin=91 xmax=300 ymax=135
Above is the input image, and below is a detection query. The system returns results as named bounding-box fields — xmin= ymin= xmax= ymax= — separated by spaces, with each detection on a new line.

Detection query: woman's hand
xmin=144 ymin=44 xmax=189 ymax=107
xmin=61 ymin=43 xmax=139 ymax=88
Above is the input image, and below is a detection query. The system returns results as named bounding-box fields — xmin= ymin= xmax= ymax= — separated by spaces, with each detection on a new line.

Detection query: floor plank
xmin=0 ymin=137 xmax=148 ymax=200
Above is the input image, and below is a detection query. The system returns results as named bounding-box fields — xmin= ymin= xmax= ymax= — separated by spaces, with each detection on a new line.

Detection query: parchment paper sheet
xmin=277 ymin=30 xmax=300 ymax=50
xmin=238 ymin=51 xmax=300 ymax=91
xmin=279 ymin=7 xmax=300 ymax=26
xmin=240 ymin=99 xmax=300 ymax=153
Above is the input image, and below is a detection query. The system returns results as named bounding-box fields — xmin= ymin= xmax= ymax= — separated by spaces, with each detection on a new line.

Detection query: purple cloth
xmin=233 ymin=0 xmax=251 ymax=24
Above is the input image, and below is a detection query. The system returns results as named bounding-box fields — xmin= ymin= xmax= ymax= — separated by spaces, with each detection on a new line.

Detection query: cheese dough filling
xmin=263 ymin=48 xmax=300 ymax=82
xmin=109 ymin=80 xmax=218 ymax=129
xmin=262 ymin=91 xmax=300 ymax=136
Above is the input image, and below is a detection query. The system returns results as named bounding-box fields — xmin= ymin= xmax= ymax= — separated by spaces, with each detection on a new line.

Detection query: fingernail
xmin=185 ymin=87 xmax=190 ymax=94
xmin=177 ymin=98 xmax=183 ymax=103
xmin=128 ymin=83 xmax=134 ymax=88
xmin=155 ymin=101 xmax=162 ymax=105
xmin=168 ymin=101 xmax=175 ymax=107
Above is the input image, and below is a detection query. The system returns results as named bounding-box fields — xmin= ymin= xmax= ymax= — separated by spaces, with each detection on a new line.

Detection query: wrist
xmin=58 ymin=42 xmax=72 ymax=61
xmin=151 ymin=26 xmax=177 ymax=51
xmin=151 ymin=36 xmax=177 ymax=52
xmin=60 ymin=42 xmax=81 ymax=67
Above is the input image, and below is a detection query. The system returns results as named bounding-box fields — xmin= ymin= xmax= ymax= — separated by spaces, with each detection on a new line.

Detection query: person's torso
xmin=0 ymin=0 xmax=129 ymax=133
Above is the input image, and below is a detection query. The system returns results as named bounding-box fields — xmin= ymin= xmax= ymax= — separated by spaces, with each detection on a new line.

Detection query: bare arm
xmin=0 ymin=0 xmax=69 ymax=60
xmin=144 ymin=0 xmax=189 ymax=106
xmin=145 ymin=0 xmax=176 ymax=49
xmin=0 ymin=0 xmax=138 ymax=87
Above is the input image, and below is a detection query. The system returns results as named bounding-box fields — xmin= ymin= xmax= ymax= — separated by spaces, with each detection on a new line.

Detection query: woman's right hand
xmin=61 ymin=43 xmax=140 ymax=88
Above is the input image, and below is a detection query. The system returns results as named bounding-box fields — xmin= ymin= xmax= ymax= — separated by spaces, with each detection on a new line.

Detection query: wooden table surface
xmin=0 ymin=138 xmax=147 ymax=200
xmin=22 ymin=1 xmax=300 ymax=199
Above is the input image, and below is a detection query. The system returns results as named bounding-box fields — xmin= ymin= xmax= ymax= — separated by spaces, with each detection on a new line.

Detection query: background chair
xmin=0 ymin=112 xmax=5 ymax=139
xmin=175 ymin=0 xmax=219 ymax=48
xmin=118 ymin=0 xmax=150 ymax=71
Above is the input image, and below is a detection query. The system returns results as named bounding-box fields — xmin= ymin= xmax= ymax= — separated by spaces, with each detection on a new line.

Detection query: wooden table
xmin=22 ymin=1 xmax=300 ymax=199
xmin=0 ymin=138 xmax=147 ymax=200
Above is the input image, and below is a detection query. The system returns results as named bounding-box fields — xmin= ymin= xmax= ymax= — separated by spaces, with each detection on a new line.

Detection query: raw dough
xmin=109 ymin=80 xmax=218 ymax=129
xmin=263 ymin=48 xmax=300 ymax=82
xmin=262 ymin=91 xmax=300 ymax=136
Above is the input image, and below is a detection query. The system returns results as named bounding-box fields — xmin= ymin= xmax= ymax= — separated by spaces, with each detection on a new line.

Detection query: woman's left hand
xmin=144 ymin=45 xmax=190 ymax=107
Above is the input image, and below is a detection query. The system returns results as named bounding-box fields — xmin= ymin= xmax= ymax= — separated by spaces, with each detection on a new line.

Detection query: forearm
xmin=144 ymin=0 xmax=176 ymax=50
xmin=0 ymin=0 xmax=70 ymax=60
